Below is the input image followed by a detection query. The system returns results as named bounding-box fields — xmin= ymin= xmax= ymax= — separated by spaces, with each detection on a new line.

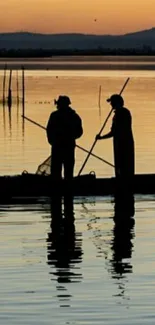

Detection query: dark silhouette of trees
xmin=0 ymin=46 xmax=155 ymax=58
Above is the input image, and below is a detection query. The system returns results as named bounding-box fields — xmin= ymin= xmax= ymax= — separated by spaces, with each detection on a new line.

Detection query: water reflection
xmin=22 ymin=116 xmax=25 ymax=140
xmin=3 ymin=105 xmax=6 ymax=137
xmin=110 ymin=193 xmax=135 ymax=299
xmin=8 ymin=106 xmax=12 ymax=137
xmin=1 ymin=102 xmax=25 ymax=140
xmin=86 ymin=193 xmax=135 ymax=301
xmin=47 ymin=195 xmax=83 ymax=306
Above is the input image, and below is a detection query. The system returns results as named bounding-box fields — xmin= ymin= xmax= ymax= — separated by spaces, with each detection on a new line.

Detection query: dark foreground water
xmin=0 ymin=195 xmax=155 ymax=325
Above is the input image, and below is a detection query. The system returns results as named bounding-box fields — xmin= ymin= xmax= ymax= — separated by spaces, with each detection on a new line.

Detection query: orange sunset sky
xmin=0 ymin=0 xmax=154 ymax=35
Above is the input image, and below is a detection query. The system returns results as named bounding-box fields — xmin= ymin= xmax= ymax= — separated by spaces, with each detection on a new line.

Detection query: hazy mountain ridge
xmin=0 ymin=28 xmax=155 ymax=50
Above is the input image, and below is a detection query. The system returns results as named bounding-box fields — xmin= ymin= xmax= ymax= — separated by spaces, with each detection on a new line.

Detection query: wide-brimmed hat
xmin=55 ymin=95 xmax=71 ymax=106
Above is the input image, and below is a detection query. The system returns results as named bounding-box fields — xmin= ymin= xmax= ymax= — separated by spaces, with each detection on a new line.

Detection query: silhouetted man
xmin=96 ymin=94 xmax=135 ymax=191
xmin=46 ymin=95 xmax=83 ymax=181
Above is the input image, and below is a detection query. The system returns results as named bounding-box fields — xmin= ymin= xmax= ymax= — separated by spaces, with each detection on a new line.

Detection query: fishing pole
xmin=78 ymin=77 xmax=130 ymax=176
xmin=22 ymin=115 xmax=114 ymax=168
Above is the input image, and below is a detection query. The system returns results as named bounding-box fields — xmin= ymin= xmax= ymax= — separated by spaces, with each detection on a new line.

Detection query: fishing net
xmin=36 ymin=155 xmax=96 ymax=180
xmin=36 ymin=156 xmax=51 ymax=175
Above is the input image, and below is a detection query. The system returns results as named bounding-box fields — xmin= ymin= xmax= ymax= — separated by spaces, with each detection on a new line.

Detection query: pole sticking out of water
xmin=7 ymin=69 xmax=12 ymax=109
xmin=21 ymin=66 xmax=25 ymax=116
xmin=98 ymin=85 xmax=102 ymax=120
xmin=2 ymin=64 xmax=7 ymax=106
xmin=16 ymin=70 xmax=19 ymax=107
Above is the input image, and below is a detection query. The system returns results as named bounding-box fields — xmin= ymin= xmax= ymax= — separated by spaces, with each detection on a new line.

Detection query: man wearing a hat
xmin=96 ymin=94 xmax=135 ymax=186
xmin=46 ymin=95 xmax=83 ymax=180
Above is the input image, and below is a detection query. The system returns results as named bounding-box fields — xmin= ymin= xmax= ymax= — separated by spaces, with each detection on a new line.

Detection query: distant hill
xmin=0 ymin=28 xmax=155 ymax=50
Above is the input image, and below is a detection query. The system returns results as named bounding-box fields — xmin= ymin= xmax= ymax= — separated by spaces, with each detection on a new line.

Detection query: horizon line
xmin=0 ymin=26 xmax=155 ymax=37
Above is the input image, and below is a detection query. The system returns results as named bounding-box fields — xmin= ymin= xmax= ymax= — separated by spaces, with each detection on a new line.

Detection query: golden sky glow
xmin=0 ymin=0 xmax=155 ymax=35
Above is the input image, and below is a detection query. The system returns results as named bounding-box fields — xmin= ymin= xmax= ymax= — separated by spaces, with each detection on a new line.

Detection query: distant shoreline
xmin=1 ymin=55 xmax=155 ymax=61
xmin=0 ymin=55 xmax=155 ymax=70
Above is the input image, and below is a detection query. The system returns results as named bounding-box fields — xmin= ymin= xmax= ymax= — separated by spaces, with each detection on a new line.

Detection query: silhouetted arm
xmin=96 ymin=131 xmax=113 ymax=140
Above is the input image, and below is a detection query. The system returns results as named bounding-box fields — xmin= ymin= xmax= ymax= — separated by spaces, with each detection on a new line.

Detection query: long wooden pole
xmin=78 ymin=77 xmax=130 ymax=176
xmin=22 ymin=115 xmax=114 ymax=168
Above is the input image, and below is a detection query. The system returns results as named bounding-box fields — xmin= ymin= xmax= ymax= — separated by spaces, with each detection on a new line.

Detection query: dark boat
xmin=0 ymin=172 xmax=155 ymax=204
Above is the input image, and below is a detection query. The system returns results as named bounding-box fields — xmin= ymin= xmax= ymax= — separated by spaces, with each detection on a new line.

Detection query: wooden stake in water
xmin=16 ymin=70 xmax=19 ymax=106
xmin=2 ymin=64 xmax=7 ymax=106
xmin=22 ymin=66 xmax=25 ymax=116
xmin=78 ymin=77 xmax=130 ymax=176
xmin=7 ymin=69 xmax=12 ymax=109
xmin=98 ymin=85 xmax=102 ymax=120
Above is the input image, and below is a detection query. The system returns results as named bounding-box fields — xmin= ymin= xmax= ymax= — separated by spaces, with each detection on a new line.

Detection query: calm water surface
xmin=0 ymin=57 xmax=155 ymax=324
xmin=0 ymin=196 xmax=155 ymax=324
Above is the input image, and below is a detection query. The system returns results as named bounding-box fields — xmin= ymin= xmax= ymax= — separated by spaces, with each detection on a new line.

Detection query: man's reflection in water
xmin=110 ymin=192 xmax=135 ymax=298
xmin=47 ymin=194 xmax=83 ymax=305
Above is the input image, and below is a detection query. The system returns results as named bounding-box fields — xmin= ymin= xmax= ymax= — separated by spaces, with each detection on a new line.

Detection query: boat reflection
xmin=46 ymin=194 xmax=83 ymax=306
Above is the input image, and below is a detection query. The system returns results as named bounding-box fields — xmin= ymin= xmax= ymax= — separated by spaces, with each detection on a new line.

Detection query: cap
xmin=107 ymin=94 xmax=124 ymax=105
xmin=54 ymin=95 xmax=71 ymax=106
